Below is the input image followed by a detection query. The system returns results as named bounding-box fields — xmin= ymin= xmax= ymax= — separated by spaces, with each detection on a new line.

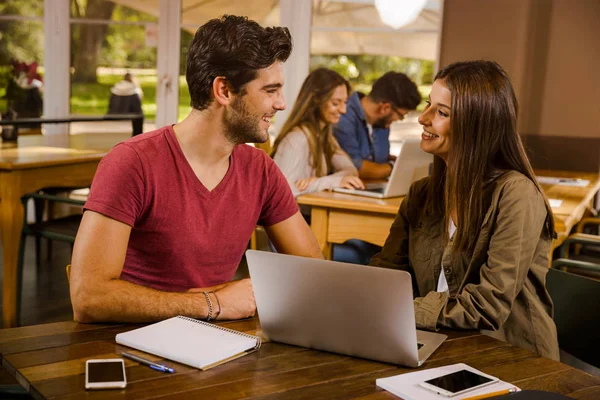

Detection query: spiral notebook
xmin=115 ymin=316 xmax=261 ymax=370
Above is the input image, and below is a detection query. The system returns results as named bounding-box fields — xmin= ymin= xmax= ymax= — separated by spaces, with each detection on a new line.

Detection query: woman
xmin=370 ymin=60 xmax=560 ymax=360
xmin=272 ymin=68 xmax=364 ymax=197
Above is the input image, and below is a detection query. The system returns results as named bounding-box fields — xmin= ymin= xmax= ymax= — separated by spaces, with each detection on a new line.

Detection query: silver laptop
xmin=246 ymin=250 xmax=447 ymax=367
xmin=334 ymin=138 xmax=433 ymax=198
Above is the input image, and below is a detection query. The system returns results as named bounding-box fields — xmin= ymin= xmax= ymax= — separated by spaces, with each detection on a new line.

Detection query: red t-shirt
xmin=84 ymin=125 xmax=298 ymax=291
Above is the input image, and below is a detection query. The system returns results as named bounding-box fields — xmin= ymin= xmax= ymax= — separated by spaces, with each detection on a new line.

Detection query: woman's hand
xmin=340 ymin=176 xmax=365 ymax=189
xmin=295 ymin=177 xmax=318 ymax=191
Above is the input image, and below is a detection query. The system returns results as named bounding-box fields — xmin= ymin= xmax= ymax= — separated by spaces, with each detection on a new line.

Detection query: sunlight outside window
xmin=374 ymin=0 xmax=427 ymax=29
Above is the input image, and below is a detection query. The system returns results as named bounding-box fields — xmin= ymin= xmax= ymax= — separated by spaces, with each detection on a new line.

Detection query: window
xmin=69 ymin=0 xmax=158 ymax=124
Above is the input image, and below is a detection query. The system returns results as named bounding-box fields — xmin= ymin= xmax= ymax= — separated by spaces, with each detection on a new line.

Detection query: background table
xmin=1 ymin=318 xmax=599 ymax=399
xmin=298 ymin=170 xmax=600 ymax=259
xmin=0 ymin=133 xmax=128 ymax=328
xmin=537 ymin=170 xmax=600 ymax=247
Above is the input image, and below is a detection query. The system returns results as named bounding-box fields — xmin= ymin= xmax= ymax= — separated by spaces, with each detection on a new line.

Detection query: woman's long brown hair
xmin=424 ymin=60 xmax=555 ymax=251
xmin=271 ymin=68 xmax=351 ymax=176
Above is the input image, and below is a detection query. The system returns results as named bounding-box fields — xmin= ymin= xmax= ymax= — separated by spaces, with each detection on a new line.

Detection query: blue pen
xmin=122 ymin=351 xmax=175 ymax=374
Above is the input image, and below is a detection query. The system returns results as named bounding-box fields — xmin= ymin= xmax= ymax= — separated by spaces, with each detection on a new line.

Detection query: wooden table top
xmin=297 ymin=191 xmax=404 ymax=214
xmin=297 ymin=170 xmax=600 ymax=246
xmin=1 ymin=318 xmax=599 ymax=399
xmin=0 ymin=133 xmax=130 ymax=171
xmin=0 ymin=132 xmax=130 ymax=171
xmin=0 ymin=146 xmax=107 ymax=171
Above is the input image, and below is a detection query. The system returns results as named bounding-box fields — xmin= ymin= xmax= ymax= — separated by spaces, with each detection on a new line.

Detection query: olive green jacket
xmin=370 ymin=170 xmax=560 ymax=360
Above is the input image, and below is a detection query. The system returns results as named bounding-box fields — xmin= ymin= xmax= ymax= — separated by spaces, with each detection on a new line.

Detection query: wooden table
xmin=297 ymin=191 xmax=402 ymax=259
xmin=536 ymin=170 xmax=600 ymax=247
xmin=1 ymin=318 xmax=599 ymax=399
xmin=0 ymin=133 xmax=128 ymax=328
xmin=298 ymin=170 xmax=600 ymax=259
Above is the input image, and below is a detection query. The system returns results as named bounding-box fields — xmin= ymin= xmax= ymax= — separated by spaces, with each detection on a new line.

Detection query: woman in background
xmin=273 ymin=68 xmax=381 ymax=264
xmin=272 ymin=68 xmax=363 ymax=197
xmin=370 ymin=60 xmax=559 ymax=359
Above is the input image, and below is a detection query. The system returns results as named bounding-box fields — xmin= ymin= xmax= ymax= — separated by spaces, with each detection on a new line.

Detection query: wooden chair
xmin=570 ymin=216 xmax=600 ymax=256
xmin=250 ymin=140 xmax=273 ymax=250
xmin=34 ymin=187 xmax=89 ymax=262
xmin=16 ymin=193 xmax=85 ymax=325
xmin=253 ymin=140 xmax=272 ymax=155
xmin=547 ymin=260 xmax=600 ymax=370
xmin=556 ymin=233 xmax=600 ymax=279
xmin=575 ymin=217 xmax=600 ymax=234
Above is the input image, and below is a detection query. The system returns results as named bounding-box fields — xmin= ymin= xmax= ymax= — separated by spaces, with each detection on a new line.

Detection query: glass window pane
xmin=177 ymin=1 xmax=280 ymax=122
xmin=70 ymin=7 xmax=157 ymax=128
xmin=0 ymin=0 xmax=43 ymax=17
xmin=70 ymin=0 xmax=157 ymax=22
xmin=178 ymin=27 xmax=194 ymax=122
xmin=0 ymin=20 xmax=44 ymax=119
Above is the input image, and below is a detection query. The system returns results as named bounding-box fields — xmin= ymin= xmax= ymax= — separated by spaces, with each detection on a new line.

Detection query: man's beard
xmin=372 ymin=114 xmax=393 ymax=129
xmin=223 ymin=97 xmax=269 ymax=145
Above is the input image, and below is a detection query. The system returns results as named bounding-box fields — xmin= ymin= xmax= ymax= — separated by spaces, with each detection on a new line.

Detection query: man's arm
xmin=333 ymin=117 xmax=364 ymax=170
xmin=70 ymin=211 xmax=255 ymax=323
xmin=358 ymin=160 xmax=393 ymax=179
xmin=265 ymin=211 xmax=324 ymax=259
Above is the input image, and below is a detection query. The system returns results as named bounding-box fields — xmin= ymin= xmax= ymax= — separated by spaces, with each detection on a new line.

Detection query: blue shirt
xmin=333 ymin=92 xmax=390 ymax=169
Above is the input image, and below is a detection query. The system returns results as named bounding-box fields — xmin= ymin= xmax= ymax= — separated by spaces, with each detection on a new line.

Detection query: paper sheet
xmin=549 ymin=199 xmax=563 ymax=208
xmin=536 ymin=176 xmax=590 ymax=187
xmin=376 ymin=363 xmax=519 ymax=400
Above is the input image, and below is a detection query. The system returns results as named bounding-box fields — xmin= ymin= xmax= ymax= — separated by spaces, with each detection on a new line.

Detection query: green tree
xmin=71 ymin=0 xmax=116 ymax=83
xmin=0 ymin=0 xmax=44 ymax=66
xmin=310 ymin=54 xmax=435 ymax=90
xmin=100 ymin=5 xmax=157 ymax=69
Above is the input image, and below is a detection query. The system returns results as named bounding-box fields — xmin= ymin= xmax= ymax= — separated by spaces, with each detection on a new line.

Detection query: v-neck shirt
xmin=84 ymin=125 xmax=297 ymax=291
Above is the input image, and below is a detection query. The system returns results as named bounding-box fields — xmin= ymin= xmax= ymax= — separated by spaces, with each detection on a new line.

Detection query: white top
xmin=366 ymin=122 xmax=374 ymax=141
xmin=273 ymin=128 xmax=359 ymax=197
xmin=437 ymin=219 xmax=456 ymax=293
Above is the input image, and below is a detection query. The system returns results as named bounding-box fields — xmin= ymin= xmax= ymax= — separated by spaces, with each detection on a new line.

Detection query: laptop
xmin=334 ymin=138 xmax=433 ymax=198
xmin=246 ymin=250 xmax=447 ymax=367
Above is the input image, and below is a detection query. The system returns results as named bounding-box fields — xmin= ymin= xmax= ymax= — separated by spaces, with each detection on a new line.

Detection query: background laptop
xmin=334 ymin=137 xmax=433 ymax=198
xmin=246 ymin=250 xmax=447 ymax=367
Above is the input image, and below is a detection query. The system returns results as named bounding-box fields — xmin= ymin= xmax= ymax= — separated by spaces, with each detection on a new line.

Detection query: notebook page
xmin=116 ymin=316 xmax=258 ymax=369
xmin=536 ymin=176 xmax=590 ymax=187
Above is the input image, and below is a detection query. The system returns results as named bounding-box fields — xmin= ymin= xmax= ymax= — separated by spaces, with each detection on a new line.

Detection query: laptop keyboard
xmin=364 ymin=187 xmax=385 ymax=194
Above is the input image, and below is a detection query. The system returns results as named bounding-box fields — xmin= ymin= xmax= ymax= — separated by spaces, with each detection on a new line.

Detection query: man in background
xmin=334 ymin=72 xmax=421 ymax=179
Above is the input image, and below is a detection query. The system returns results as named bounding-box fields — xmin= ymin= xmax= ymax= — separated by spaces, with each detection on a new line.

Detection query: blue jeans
xmin=332 ymin=239 xmax=382 ymax=265
xmin=301 ymin=210 xmax=381 ymax=265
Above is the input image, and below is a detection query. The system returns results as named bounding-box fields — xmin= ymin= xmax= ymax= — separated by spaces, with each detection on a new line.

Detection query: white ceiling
xmin=111 ymin=0 xmax=442 ymax=60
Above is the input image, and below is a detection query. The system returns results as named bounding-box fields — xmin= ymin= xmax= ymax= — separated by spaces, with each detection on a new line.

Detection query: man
xmin=334 ymin=72 xmax=421 ymax=179
xmin=70 ymin=15 xmax=323 ymax=324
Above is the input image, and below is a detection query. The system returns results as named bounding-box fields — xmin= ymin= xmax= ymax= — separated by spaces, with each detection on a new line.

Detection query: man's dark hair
xmin=186 ymin=15 xmax=293 ymax=111
xmin=368 ymin=72 xmax=421 ymax=110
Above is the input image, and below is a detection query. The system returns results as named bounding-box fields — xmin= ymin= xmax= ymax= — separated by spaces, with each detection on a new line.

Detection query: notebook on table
xmin=115 ymin=316 xmax=261 ymax=370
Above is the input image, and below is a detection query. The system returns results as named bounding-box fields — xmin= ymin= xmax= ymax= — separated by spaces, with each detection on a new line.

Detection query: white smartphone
xmin=419 ymin=368 xmax=499 ymax=397
xmin=85 ymin=359 xmax=127 ymax=390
